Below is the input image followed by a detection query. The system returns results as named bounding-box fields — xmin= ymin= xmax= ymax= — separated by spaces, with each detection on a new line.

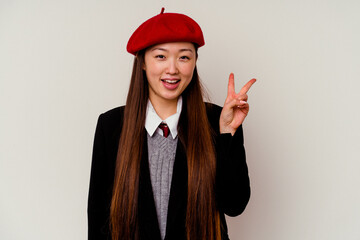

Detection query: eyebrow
xmin=151 ymin=47 xmax=193 ymax=53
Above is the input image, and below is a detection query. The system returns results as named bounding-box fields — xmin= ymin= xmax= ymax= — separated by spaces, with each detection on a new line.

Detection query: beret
xmin=127 ymin=8 xmax=205 ymax=55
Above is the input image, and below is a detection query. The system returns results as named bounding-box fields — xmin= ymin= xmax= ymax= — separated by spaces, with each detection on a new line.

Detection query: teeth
xmin=164 ymin=79 xmax=179 ymax=84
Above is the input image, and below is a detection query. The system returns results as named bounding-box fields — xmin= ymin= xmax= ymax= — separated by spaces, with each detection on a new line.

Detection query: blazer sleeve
xmin=215 ymin=126 xmax=251 ymax=217
xmin=207 ymin=104 xmax=251 ymax=217
xmin=87 ymin=114 xmax=112 ymax=240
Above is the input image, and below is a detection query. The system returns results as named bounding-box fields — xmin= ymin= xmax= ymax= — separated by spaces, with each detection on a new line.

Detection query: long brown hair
xmin=110 ymin=49 xmax=221 ymax=240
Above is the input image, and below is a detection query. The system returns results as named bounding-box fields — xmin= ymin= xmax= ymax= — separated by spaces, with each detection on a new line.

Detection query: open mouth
xmin=161 ymin=78 xmax=181 ymax=90
xmin=161 ymin=79 xmax=180 ymax=84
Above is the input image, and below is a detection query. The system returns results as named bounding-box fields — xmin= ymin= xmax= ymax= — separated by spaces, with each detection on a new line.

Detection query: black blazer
xmin=88 ymin=103 xmax=250 ymax=240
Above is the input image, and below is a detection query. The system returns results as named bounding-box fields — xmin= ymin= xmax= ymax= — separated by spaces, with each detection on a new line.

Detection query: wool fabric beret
xmin=127 ymin=8 xmax=205 ymax=55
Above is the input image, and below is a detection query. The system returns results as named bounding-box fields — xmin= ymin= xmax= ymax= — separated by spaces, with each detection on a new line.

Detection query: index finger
xmin=239 ymin=78 xmax=257 ymax=95
xmin=227 ymin=73 xmax=235 ymax=96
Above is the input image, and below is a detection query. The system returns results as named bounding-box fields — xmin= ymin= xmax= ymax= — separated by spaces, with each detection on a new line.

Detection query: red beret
xmin=127 ymin=8 xmax=205 ymax=55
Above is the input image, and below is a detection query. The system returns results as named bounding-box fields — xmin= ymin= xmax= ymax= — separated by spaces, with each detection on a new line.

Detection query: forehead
xmin=147 ymin=42 xmax=195 ymax=52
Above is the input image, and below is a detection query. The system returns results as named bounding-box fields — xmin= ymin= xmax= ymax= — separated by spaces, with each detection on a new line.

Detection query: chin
xmin=163 ymin=95 xmax=180 ymax=101
xmin=160 ymin=92 xmax=181 ymax=101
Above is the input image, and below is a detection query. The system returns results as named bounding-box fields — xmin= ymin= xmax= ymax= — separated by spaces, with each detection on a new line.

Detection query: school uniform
xmin=88 ymin=101 xmax=250 ymax=240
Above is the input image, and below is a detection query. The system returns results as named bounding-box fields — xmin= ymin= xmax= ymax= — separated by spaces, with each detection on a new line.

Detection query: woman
xmin=88 ymin=8 xmax=256 ymax=240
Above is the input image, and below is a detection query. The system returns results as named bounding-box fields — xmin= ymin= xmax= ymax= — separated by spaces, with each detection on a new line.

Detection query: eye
xmin=155 ymin=55 xmax=165 ymax=59
xmin=180 ymin=56 xmax=190 ymax=60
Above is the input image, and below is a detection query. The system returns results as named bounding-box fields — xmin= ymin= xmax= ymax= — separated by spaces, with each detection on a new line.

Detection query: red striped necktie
xmin=158 ymin=122 xmax=169 ymax=138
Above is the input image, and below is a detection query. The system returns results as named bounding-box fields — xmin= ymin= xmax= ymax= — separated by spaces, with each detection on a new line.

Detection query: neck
xmin=150 ymin=97 xmax=178 ymax=120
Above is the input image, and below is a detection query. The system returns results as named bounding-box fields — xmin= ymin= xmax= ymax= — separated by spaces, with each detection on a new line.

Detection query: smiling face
xmin=143 ymin=42 xmax=197 ymax=107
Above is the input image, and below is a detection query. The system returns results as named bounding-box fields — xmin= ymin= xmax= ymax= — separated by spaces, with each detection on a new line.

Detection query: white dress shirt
xmin=145 ymin=96 xmax=182 ymax=139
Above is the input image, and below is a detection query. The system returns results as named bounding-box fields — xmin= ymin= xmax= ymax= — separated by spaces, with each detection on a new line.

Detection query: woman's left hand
xmin=220 ymin=73 xmax=256 ymax=135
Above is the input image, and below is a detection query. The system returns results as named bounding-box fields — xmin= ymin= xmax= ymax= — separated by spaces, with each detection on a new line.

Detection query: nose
xmin=166 ymin=59 xmax=179 ymax=74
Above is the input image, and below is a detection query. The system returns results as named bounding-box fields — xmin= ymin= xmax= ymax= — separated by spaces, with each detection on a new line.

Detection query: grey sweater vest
xmin=147 ymin=132 xmax=178 ymax=240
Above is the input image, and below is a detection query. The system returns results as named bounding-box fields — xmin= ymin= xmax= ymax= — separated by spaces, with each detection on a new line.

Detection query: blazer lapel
xmin=164 ymin=140 xmax=188 ymax=239
xmin=138 ymin=134 xmax=162 ymax=240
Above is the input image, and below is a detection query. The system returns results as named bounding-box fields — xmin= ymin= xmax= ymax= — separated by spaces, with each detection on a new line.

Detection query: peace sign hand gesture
xmin=220 ymin=73 xmax=256 ymax=135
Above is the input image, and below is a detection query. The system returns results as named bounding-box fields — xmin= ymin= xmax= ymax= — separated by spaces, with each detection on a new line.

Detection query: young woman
xmin=88 ymin=8 xmax=256 ymax=240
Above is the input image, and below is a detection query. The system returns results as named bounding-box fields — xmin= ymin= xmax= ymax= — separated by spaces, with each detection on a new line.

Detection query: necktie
xmin=159 ymin=122 xmax=169 ymax=138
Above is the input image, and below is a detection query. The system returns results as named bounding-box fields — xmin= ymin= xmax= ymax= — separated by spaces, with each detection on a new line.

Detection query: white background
xmin=1 ymin=0 xmax=360 ymax=239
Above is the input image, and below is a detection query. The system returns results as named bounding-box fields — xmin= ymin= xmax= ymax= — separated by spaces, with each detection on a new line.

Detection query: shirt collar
xmin=145 ymin=96 xmax=182 ymax=139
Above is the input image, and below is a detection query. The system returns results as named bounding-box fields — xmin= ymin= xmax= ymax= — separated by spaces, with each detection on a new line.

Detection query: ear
xmin=139 ymin=56 xmax=146 ymax=70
